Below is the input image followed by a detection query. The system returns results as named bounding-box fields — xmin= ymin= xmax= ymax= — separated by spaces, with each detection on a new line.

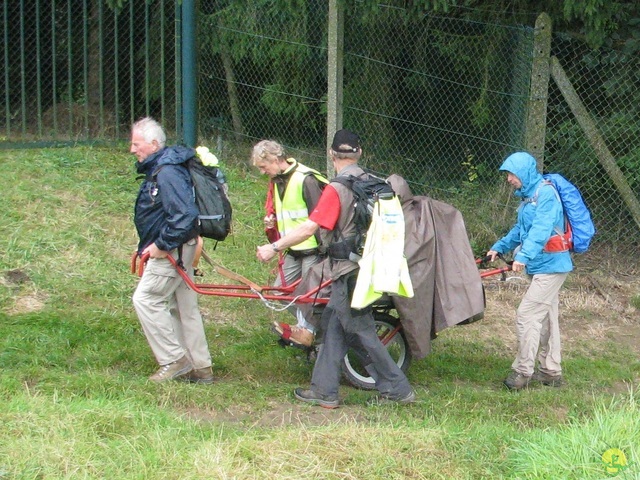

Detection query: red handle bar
xmin=131 ymin=251 xmax=511 ymax=304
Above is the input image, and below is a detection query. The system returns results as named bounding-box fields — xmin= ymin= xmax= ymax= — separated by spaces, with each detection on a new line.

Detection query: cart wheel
xmin=341 ymin=312 xmax=412 ymax=390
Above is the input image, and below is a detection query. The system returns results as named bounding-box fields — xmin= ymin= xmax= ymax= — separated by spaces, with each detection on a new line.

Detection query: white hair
xmin=251 ymin=139 xmax=285 ymax=165
xmin=132 ymin=117 xmax=166 ymax=148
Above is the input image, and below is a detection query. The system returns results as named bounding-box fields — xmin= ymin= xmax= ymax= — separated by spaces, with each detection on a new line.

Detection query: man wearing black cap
xmin=257 ymin=129 xmax=415 ymax=408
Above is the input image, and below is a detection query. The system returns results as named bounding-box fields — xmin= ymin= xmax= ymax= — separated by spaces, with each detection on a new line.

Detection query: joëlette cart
xmin=132 ymin=251 xmax=511 ymax=390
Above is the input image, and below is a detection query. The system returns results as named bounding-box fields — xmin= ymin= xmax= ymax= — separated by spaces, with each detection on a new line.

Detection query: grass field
xmin=0 ymin=145 xmax=639 ymax=479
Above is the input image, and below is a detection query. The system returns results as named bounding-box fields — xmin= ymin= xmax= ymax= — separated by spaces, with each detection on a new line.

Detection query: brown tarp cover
xmin=387 ymin=174 xmax=485 ymax=359
xmin=294 ymin=175 xmax=485 ymax=360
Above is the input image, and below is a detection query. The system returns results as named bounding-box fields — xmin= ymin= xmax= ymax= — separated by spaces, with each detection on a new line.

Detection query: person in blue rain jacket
xmin=487 ymin=151 xmax=573 ymax=390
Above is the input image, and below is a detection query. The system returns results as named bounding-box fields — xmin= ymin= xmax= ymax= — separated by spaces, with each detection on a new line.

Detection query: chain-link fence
xmin=547 ymin=34 xmax=640 ymax=245
xmin=199 ymin=4 xmax=535 ymax=250
xmin=200 ymin=5 xmax=535 ymax=184
xmin=198 ymin=2 xmax=330 ymax=173
xmin=341 ymin=8 xmax=534 ymax=195
xmin=0 ymin=0 xmax=179 ymax=143
xmin=2 ymin=2 xmax=639 ymax=250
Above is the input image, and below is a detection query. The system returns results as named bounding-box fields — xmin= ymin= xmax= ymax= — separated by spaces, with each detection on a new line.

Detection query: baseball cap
xmin=331 ymin=129 xmax=360 ymax=153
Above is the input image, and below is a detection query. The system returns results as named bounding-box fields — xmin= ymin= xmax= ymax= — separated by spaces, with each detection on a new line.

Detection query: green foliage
xmin=345 ymin=0 xmax=640 ymax=50
xmin=445 ymin=176 xmax=516 ymax=255
xmin=356 ymin=0 xmax=457 ymax=19
xmin=562 ymin=0 xmax=626 ymax=47
xmin=195 ymin=0 xmax=639 ymax=202
xmin=199 ymin=0 xmax=324 ymax=142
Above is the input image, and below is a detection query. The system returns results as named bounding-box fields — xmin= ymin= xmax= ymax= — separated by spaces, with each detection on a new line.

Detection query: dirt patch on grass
xmin=9 ymin=292 xmax=48 ymax=314
xmin=3 ymin=269 xmax=31 ymax=285
xmin=470 ymin=251 xmax=640 ymax=364
xmin=252 ymin=404 xmax=367 ymax=428
xmin=1 ymin=269 xmax=48 ymax=314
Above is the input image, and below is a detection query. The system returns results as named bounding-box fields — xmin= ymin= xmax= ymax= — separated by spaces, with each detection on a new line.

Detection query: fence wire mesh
xmin=339 ymin=7 xmax=534 ymax=197
xmin=1 ymin=0 xmax=178 ymax=142
xmin=199 ymin=3 xmax=330 ymax=173
xmin=2 ymin=2 xmax=639 ymax=251
xmin=199 ymin=5 xmax=536 ymax=251
xmin=200 ymin=5 xmax=536 ymax=183
xmin=547 ymin=34 xmax=640 ymax=245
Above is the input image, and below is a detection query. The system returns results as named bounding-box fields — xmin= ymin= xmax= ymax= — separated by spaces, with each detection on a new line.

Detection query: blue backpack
xmin=539 ymin=174 xmax=596 ymax=253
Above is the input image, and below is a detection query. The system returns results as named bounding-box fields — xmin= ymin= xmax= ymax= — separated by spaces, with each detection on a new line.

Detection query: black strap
xmin=176 ymin=244 xmax=185 ymax=270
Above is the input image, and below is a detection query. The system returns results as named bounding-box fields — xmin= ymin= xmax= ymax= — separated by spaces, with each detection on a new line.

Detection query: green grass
xmin=0 ymin=146 xmax=639 ymax=479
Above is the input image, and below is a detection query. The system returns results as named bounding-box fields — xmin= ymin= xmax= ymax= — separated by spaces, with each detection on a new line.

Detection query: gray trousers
xmin=310 ymin=272 xmax=412 ymax=399
xmin=132 ymin=239 xmax=212 ymax=369
xmin=512 ymin=272 xmax=568 ymax=376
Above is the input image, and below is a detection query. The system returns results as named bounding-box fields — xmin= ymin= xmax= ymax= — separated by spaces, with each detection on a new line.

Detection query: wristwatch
xmin=271 ymin=242 xmax=280 ymax=252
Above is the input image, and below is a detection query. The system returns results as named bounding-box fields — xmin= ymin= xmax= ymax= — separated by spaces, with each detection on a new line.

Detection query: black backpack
xmin=330 ymin=173 xmax=395 ymax=259
xmin=186 ymin=156 xmax=232 ymax=241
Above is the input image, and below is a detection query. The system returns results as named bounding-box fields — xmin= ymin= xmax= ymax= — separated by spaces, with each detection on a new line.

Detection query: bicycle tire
xmin=341 ymin=312 xmax=412 ymax=390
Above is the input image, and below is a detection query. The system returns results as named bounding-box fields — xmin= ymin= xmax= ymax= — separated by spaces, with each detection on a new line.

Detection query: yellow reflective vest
xmin=351 ymin=195 xmax=413 ymax=309
xmin=274 ymin=161 xmax=328 ymax=252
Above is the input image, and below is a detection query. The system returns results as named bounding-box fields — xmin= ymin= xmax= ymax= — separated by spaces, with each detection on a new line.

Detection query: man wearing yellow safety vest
xmin=251 ymin=140 xmax=328 ymax=347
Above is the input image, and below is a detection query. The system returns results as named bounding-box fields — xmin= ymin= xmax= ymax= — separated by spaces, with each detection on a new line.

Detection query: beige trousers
xmin=132 ymin=239 xmax=212 ymax=368
xmin=273 ymin=252 xmax=323 ymax=332
xmin=512 ymin=272 xmax=568 ymax=377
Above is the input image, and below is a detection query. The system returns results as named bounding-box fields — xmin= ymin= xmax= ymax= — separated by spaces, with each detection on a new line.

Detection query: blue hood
xmin=499 ymin=152 xmax=543 ymax=199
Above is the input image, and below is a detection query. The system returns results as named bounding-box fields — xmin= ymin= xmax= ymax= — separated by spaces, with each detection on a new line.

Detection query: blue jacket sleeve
xmin=155 ymin=165 xmax=199 ymax=251
xmin=490 ymin=223 xmax=521 ymax=254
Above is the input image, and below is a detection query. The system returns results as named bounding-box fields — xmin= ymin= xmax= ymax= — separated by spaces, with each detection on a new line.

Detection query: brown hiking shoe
xmin=149 ymin=355 xmax=192 ymax=383
xmin=532 ymin=370 xmax=565 ymax=387
xmin=503 ymin=370 xmax=531 ymax=390
xmin=272 ymin=321 xmax=314 ymax=347
xmin=184 ymin=366 xmax=215 ymax=385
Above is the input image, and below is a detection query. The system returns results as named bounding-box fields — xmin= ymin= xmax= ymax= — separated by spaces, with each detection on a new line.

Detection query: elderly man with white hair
xmin=130 ymin=117 xmax=214 ymax=384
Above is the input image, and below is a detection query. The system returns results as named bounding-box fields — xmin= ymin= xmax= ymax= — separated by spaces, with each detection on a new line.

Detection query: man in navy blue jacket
xmin=131 ymin=117 xmax=213 ymax=384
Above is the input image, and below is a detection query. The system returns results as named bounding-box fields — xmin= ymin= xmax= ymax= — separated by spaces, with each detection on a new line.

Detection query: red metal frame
xmin=132 ymin=251 xmax=510 ymax=305
xmin=131 ymin=252 xmax=331 ymax=305
xmin=479 ymin=266 xmax=512 ymax=279
xmin=131 ymin=251 xmax=512 ymax=352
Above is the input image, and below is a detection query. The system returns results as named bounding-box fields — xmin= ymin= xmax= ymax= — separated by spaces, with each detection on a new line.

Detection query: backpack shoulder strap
xmin=523 ymin=179 xmax=558 ymax=204
xmin=330 ymin=175 xmax=356 ymax=189
xmin=540 ymin=179 xmax=561 ymax=203
xmin=151 ymin=160 xmax=191 ymax=180
xmin=529 ymin=179 xmax=567 ymax=236
xmin=296 ymin=164 xmax=329 ymax=185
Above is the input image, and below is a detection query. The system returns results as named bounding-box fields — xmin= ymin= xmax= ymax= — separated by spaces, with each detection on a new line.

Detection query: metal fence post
xmin=175 ymin=2 xmax=182 ymax=143
xmin=181 ymin=0 xmax=198 ymax=147
xmin=326 ymin=0 xmax=344 ymax=174
xmin=524 ymin=12 xmax=552 ymax=169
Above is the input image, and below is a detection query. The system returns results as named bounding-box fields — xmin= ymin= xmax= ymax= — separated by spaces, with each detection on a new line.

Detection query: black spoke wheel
xmin=341 ymin=312 xmax=412 ymax=390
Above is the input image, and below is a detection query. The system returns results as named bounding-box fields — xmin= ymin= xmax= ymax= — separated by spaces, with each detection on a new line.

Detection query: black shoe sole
xmin=294 ymin=389 xmax=339 ymax=409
